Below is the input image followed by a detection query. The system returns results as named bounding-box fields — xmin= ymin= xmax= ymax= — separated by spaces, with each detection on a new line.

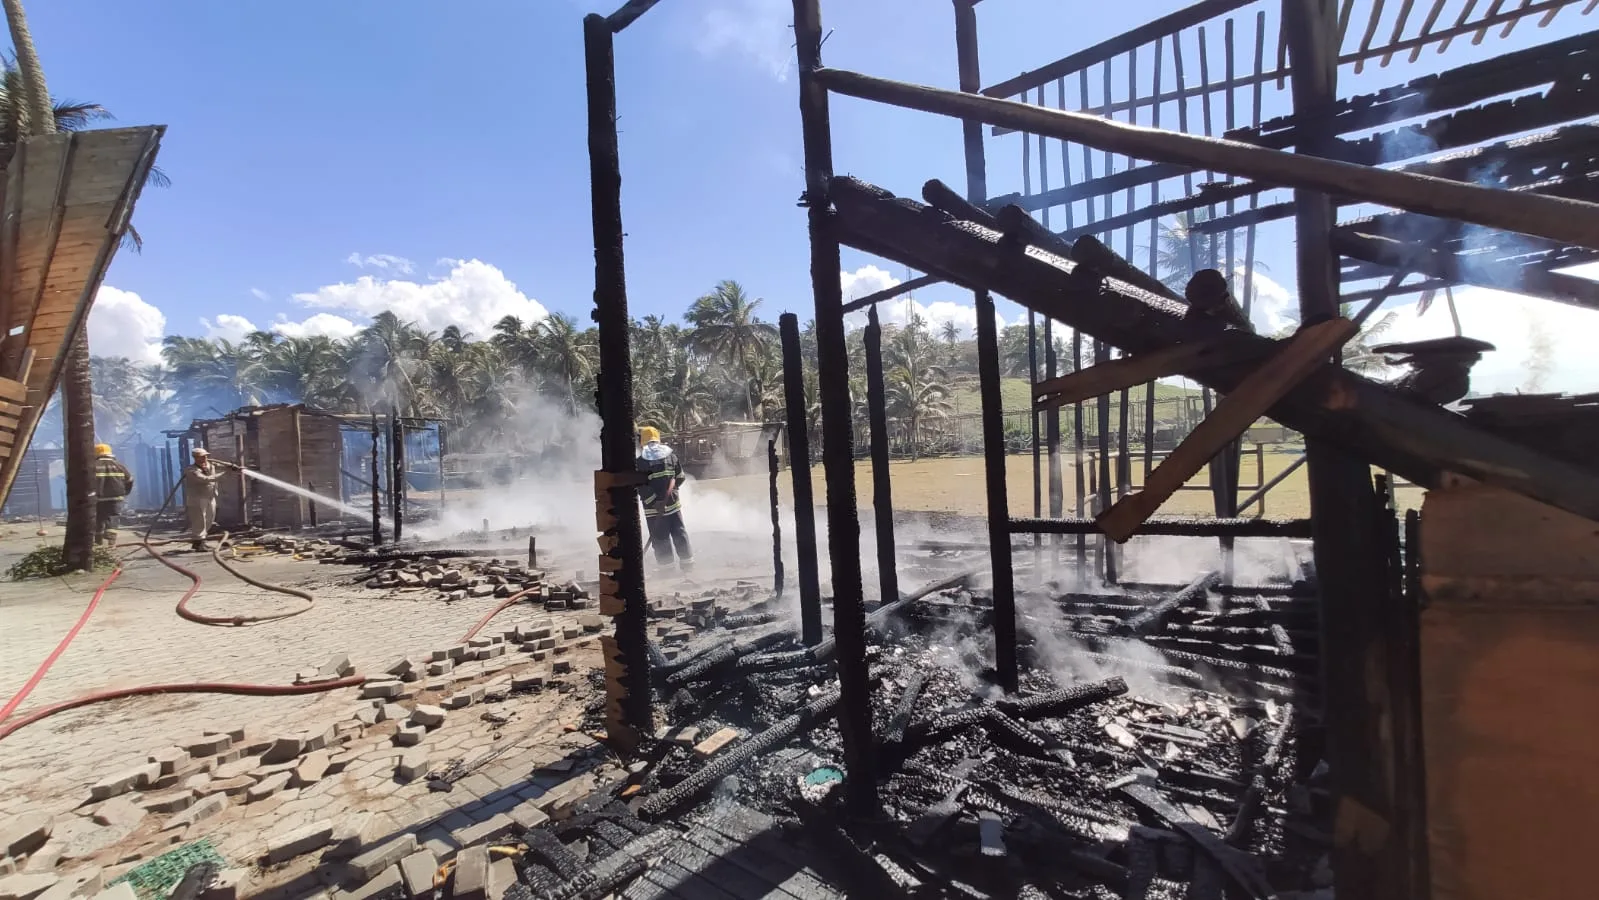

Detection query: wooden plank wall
xmin=300 ymin=414 xmax=344 ymax=523
xmin=1419 ymin=481 xmax=1599 ymax=900
xmin=254 ymin=408 xmax=302 ymax=529
xmin=199 ymin=419 xmax=251 ymax=528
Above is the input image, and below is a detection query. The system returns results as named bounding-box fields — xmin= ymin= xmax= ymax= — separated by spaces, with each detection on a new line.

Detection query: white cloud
xmin=694 ymin=0 xmax=793 ymax=81
xmin=201 ymin=313 xmax=258 ymax=343
xmin=291 ymin=258 xmax=548 ymax=340
xmin=269 ymin=313 xmax=362 ymax=341
xmin=840 ymin=264 xmax=1004 ymax=335
xmin=249 ymin=287 xmax=271 ymax=302
xmin=88 ymin=286 xmax=165 ymax=366
xmin=345 ymin=252 xmax=416 ymax=275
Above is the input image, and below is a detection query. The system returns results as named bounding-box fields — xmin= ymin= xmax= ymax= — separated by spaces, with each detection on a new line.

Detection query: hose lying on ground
xmin=0 ymin=568 xmax=124 ymax=726
xmin=461 ymin=588 xmax=540 ymax=643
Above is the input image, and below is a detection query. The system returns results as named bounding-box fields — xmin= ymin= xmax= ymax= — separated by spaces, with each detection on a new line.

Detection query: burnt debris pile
xmin=473 ymin=564 xmax=1331 ymax=900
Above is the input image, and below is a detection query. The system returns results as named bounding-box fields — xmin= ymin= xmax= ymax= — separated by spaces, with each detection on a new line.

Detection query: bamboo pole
xmin=812 ymin=66 xmax=1599 ymax=250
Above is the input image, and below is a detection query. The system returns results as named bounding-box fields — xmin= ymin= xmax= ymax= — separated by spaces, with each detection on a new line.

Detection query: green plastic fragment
xmin=104 ymin=838 xmax=225 ymax=900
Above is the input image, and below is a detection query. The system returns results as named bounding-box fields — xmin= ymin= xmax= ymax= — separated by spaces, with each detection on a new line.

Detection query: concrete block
xmin=562 ymin=625 xmax=581 ymax=640
xmin=0 ymin=814 xmax=51 ymax=859
xmin=246 ymin=772 xmax=291 ymax=803
xmin=292 ymin=751 xmax=330 ymax=788
xmin=146 ymin=747 xmax=187 ymax=777
xmin=446 ymin=645 xmax=470 ymax=661
xmin=33 ymin=866 xmax=100 ymax=900
xmin=212 ymin=757 xmax=260 ymax=781
xmin=354 ymin=707 xmax=380 ymax=728
xmin=259 ymin=736 xmax=305 ymax=765
xmin=205 ymin=776 xmax=255 ymax=798
xmin=263 ymin=820 xmax=335 ymax=864
xmin=449 ymin=814 xmax=513 ymax=849
xmin=442 ymin=693 xmax=473 ymax=710
xmin=183 ymin=734 xmax=232 ymax=757
xmin=579 ymin=615 xmax=603 ymax=632
xmin=319 ymin=653 xmax=354 ymax=678
xmin=450 ymin=846 xmax=489 ymax=900
xmin=182 ymin=773 xmax=212 ymax=794
xmin=467 ymin=638 xmax=493 ymax=649
xmin=90 ymin=798 xmax=145 ymax=832
xmin=0 ymin=874 xmax=58 ymax=900
xmin=425 ymin=659 xmax=454 ymax=677
xmin=397 ymin=849 xmax=436 ymax=898
xmin=346 ymin=834 xmax=416 ymax=883
xmin=487 ymin=859 xmax=515 ymax=900
xmin=165 ymin=794 xmax=226 ymax=831
xmin=139 ymin=788 xmax=196 ymax=815
xmin=341 ymin=865 xmax=401 ymax=900
xmin=550 ymin=660 xmax=572 ymax=675
xmin=321 ymin=813 xmax=376 ymax=861
xmin=380 ymin=704 xmax=407 ymax=724
xmin=509 ymin=672 xmax=544 ymax=691
xmin=506 ymin=801 xmax=549 ymax=832
xmin=663 ymin=725 xmax=700 ymax=746
xmin=482 ymin=682 xmax=511 ymax=703
xmin=89 ymin=764 xmax=159 ymax=802
xmin=383 ymin=658 xmax=413 ymax=679
xmin=360 ymin=681 xmax=402 ymax=700
xmin=300 ymin=722 xmax=337 ymax=753
xmin=392 ymin=726 xmax=425 ymax=748
xmin=196 ymin=868 xmax=247 ymax=900
xmin=409 ymin=706 xmax=446 ymax=729
xmin=395 ymin=747 xmax=428 ymax=782
xmin=482 ymin=644 xmax=505 ymax=660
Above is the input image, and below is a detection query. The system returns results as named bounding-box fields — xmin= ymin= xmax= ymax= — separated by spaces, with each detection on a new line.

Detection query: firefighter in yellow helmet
xmin=182 ymin=447 xmax=236 ymax=551
xmin=93 ymin=443 xmax=133 ymax=547
xmin=636 ymin=425 xmax=693 ymax=570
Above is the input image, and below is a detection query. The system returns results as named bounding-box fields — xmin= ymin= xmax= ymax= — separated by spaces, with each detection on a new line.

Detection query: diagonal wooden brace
xmin=1096 ymin=318 xmax=1359 ymax=543
xmin=1033 ymin=333 xmax=1268 ymax=412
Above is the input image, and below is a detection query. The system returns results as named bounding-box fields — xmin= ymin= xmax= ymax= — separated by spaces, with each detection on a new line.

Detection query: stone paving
xmin=0 ymin=525 xmax=618 ymax=899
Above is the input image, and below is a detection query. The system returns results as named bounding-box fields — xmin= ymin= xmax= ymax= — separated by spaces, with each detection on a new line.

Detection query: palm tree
xmin=88 ymin=356 xmax=146 ymax=440
xmin=535 ymin=312 xmax=597 ymax=412
xmin=685 ymin=280 xmax=778 ymax=418
xmin=161 ymin=335 xmax=270 ymax=419
xmin=1337 ymin=302 xmax=1398 ymax=376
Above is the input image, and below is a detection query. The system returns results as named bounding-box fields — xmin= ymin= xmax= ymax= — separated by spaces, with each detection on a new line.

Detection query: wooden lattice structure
xmin=0 ymin=126 xmax=165 ymax=509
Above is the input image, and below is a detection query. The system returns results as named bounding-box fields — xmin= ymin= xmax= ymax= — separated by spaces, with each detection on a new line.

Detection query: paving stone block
xmin=450 ymin=846 xmax=489 ymax=900
xmin=259 ymin=736 xmax=305 ymax=765
xmin=89 ymin=764 xmax=158 ymax=802
xmin=319 ymin=653 xmax=355 ymax=678
xmin=182 ymin=773 xmax=212 ymax=794
xmin=196 ymin=868 xmax=247 ymax=900
xmin=212 ymin=757 xmax=260 ymax=781
xmin=33 ymin=866 xmax=100 ymax=900
xmin=378 ymin=704 xmax=407 ymax=724
xmin=0 ymin=873 xmax=59 ymax=900
xmin=561 ymin=625 xmax=581 ymax=640
xmin=392 ymin=726 xmax=425 ymax=748
xmin=506 ymin=801 xmax=549 ymax=832
xmin=300 ymin=722 xmax=338 ymax=753
xmin=212 ymin=748 xmax=244 ymax=766
xmin=487 ymin=859 xmax=516 ymax=900
xmin=396 ymin=849 xmax=436 ymax=899
xmin=482 ymin=682 xmax=511 ymax=703
xmin=533 ymin=638 xmax=556 ymax=651
xmin=450 ymin=814 xmax=513 ymax=850
xmin=509 ymin=672 xmax=545 ymax=691
xmin=345 ymin=834 xmax=416 ymax=883
xmin=442 ymin=693 xmax=473 ymax=710
xmin=139 ymin=788 xmax=196 ymax=815
xmin=0 ymin=814 xmax=51 ymax=859
xmin=383 ymin=658 xmax=414 ymax=679
xmin=482 ymin=644 xmax=505 ymax=660
xmin=264 ymin=819 xmax=335 ymax=864
xmin=205 ymin=777 xmax=255 ymax=798
xmin=466 ymin=638 xmax=493 ymax=649
xmin=550 ymin=660 xmax=572 ymax=675
xmin=246 ymin=772 xmax=291 ymax=804
xmin=183 ymin=734 xmax=232 ymax=758
xmin=90 ymin=798 xmax=144 ymax=832
xmin=354 ymin=707 xmax=380 ymax=727
xmin=579 ymin=615 xmax=603 ymax=632
xmin=90 ymin=884 xmax=135 ymax=900
xmin=145 ymin=747 xmax=187 ymax=777
xmin=395 ymin=748 xmax=428 ymax=782
xmin=409 ymin=706 xmax=446 ymax=729
xmin=322 ymin=813 xmax=377 ymax=861
xmin=360 ymin=681 xmax=402 ymax=700
xmin=425 ymin=659 xmax=454 ymax=677
xmin=165 ymin=794 xmax=226 ymax=831
xmin=341 ymin=865 xmax=401 ymax=900
xmin=663 ymin=725 xmax=700 ymax=746
xmin=446 ymin=645 xmax=470 ymax=661
xmin=293 ymin=751 xmax=331 ymax=788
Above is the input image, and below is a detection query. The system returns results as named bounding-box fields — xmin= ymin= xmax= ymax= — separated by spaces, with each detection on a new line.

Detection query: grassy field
xmin=702 ymin=444 xmax=1424 ymax=520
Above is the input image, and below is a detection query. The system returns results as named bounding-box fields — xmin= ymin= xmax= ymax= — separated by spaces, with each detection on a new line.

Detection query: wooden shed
xmin=192 ymin=404 xmax=343 ymax=530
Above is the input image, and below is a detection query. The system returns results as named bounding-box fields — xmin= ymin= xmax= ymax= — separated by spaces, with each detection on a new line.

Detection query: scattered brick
xmin=663 ymin=726 xmax=700 ymax=746
xmin=397 ymin=849 xmax=436 ymax=899
xmin=34 ymin=866 xmax=100 ymax=900
xmin=246 ymin=772 xmax=291 ymax=803
xmin=360 ymin=680 xmax=403 ymax=700
xmin=343 ymin=865 xmax=403 ymax=900
xmin=212 ymin=757 xmax=260 ymax=781
xmin=183 ymin=734 xmax=232 ymax=758
xmin=392 ymin=725 xmax=425 ymax=747
xmin=426 ymin=659 xmax=454 ymax=677
xmin=196 ymin=868 xmax=247 ymax=900
xmin=450 ymin=814 xmax=513 ymax=850
xmin=693 ymin=727 xmax=741 ymax=759
xmin=383 ymin=658 xmax=414 ymax=679
xmin=579 ymin=615 xmax=603 ymax=632
xmin=451 ymin=845 xmax=490 ymax=900
xmin=482 ymin=681 xmax=511 ymax=703
xmin=0 ymin=814 xmax=51 ymax=859
xmin=263 ymin=820 xmax=335 ymax=864
xmin=300 ymin=722 xmax=337 ymax=753
xmin=259 ymin=736 xmax=305 ymax=765
xmin=89 ymin=764 xmax=159 ymax=801
xmin=146 ymin=747 xmax=187 ymax=777
xmin=140 ymin=788 xmax=196 ymax=815
xmin=506 ymin=801 xmax=549 ymax=832
xmin=182 ymin=773 xmax=212 ymax=794
xmin=354 ymin=707 xmax=380 ymax=727
xmin=410 ymin=706 xmax=446 ymax=729
xmin=164 ymin=794 xmax=226 ymax=831
xmin=395 ymin=747 xmax=429 ymax=782
xmin=551 ymin=660 xmax=572 ymax=675
xmin=0 ymin=873 xmax=59 ymax=900
xmin=562 ymin=625 xmax=582 ymax=640
xmin=90 ymin=798 xmax=145 ymax=832
xmin=488 ymin=858 xmax=516 ymax=900
xmin=346 ymin=834 xmax=417 ymax=883
xmin=446 ymin=646 xmax=471 ymax=661
xmin=510 ymin=672 xmax=545 ymax=691
xmin=205 ymin=776 xmax=255 ymax=798
xmin=292 ymin=751 xmax=330 ymax=788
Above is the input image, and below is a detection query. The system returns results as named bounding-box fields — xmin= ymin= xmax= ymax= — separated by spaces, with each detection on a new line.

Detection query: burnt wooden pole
xmin=391 ymin=410 xmax=404 ymax=543
xmin=792 ymin=0 xmax=876 ymax=813
xmin=768 ymin=438 xmax=784 ymax=597
xmin=863 ymin=306 xmax=900 ymax=605
xmin=585 ymin=11 xmax=652 ymax=750
xmin=955 ymin=0 xmax=1018 ymax=692
xmin=1284 ymin=2 xmax=1404 ymax=898
xmin=369 ymin=413 xmax=381 ymax=546
xmin=779 ymin=313 xmax=824 ymax=644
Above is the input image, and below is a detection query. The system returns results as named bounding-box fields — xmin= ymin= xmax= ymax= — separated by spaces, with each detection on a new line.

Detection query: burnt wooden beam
xmin=825 ymin=175 xmax=1599 ymax=526
xmin=812 ymin=67 xmax=1599 ymax=250
xmin=1331 ymin=227 xmax=1599 ymax=313
xmin=840 ymin=273 xmax=940 ymax=314
xmin=779 ymin=313 xmax=823 ymax=645
xmin=605 ymin=0 xmax=666 ymax=32
xmin=1097 ymin=318 xmax=1358 ymax=543
xmin=1009 ymin=516 xmax=1314 ymax=538
xmin=1033 ymin=335 xmax=1263 ymax=411
xmin=1070 ymin=234 xmax=1184 ymax=302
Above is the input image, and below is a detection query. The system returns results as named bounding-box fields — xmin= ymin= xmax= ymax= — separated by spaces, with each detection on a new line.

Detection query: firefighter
xmin=93 ymin=444 xmax=133 ymax=547
xmin=636 ymin=426 xmax=694 ymax=570
xmin=182 ymin=448 xmax=235 ymax=550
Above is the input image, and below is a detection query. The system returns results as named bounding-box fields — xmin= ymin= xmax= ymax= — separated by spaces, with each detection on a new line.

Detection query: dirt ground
xmin=704 ymin=445 xmax=1425 ymax=519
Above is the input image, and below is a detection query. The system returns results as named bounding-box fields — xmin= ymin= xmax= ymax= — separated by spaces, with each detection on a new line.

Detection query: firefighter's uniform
xmin=93 ymin=444 xmax=133 ymax=546
xmin=636 ymin=426 xmax=694 ymax=569
xmin=182 ymin=448 xmax=230 ymax=549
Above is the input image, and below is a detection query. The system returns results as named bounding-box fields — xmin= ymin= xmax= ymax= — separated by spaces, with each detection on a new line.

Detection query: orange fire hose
xmin=460 ymin=588 xmax=539 ymax=643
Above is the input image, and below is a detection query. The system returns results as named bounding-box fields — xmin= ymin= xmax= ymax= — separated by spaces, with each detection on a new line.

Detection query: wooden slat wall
xmin=1419 ymin=482 xmax=1599 ymax=900
xmin=254 ymin=408 xmax=301 ymax=529
xmin=301 ymin=414 xmax=345 ymax=523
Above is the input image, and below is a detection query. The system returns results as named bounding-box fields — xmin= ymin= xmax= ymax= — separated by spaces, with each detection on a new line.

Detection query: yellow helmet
xmin=94 ymin=443 xmax=113 ymax=457
xmin=637 ymin=426 xmax=661 ymax=446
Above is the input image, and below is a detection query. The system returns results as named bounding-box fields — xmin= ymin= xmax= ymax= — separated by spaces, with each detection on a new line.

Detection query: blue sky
xmin=30 ymin=0 xmax=1599 ymax=393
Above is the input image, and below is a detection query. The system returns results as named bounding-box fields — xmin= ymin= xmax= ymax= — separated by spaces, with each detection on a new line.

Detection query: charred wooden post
xmin=391 ymin=410 xmax=404 ymax=543
xmin=1095 ymin=339 xmax=1116 ymax=582
xmin=791 ymin=0 xmax=876 ymax=813
xmin=1284 ymin=2 xmax=1405 ymax=897
xmin=585 ymin=11 xmax=652 ymax=750
xmin=864 ymin=306 xmax=900 ymax=605
xmin=368 ymin=414 xmax=380 ymax=545
xmin=436 ymin=424 xmax=447 ymax=514
xmin=768 ymin=438 xmax=784 ymax=597
xmin=955 ymin=0 xmax=1018 ymax=692
xmin=779 ymin=313 xmax=824 ymax=644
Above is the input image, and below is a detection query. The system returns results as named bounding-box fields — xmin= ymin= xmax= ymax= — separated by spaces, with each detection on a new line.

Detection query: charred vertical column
xmin=1095 ymin=341 xmax=1116 ymax=584
xmin=792 ymin=0 xmax=875 ymax=813
xmin=863 ymin=306 xmax=900 ymax=605
xmin=369 ymin=413 xmax=381 ymax=546
xmin=768 ymin=438 xmax=785 ymax=597
xmin=1284 ymin=2 xmax=1404 ymax=897
xmin=391 ymin=410 xmax=404 ymax=543
xmin=779 ymin=313 xmax=824 ymax=644
xmin=585 ymin=12 xmax=652 ymax=750
xmin=1045 ymin=320 xmax=1062 ymax=527
xmin=954 ymin=0 xmax=1018 ymax=693
xmin=437 ymin=424 xmax=447 ymax=514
